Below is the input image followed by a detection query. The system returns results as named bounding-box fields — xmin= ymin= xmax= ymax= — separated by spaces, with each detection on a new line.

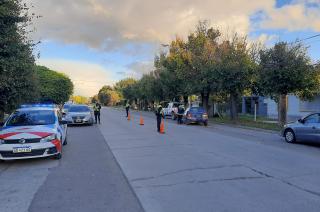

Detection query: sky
xmin=27 ymin=0 xmax=320 ymax=97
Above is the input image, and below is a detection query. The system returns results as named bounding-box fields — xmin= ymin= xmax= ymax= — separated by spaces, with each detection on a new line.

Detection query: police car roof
xmin=17 ymin=107 xmax=56 ymax=111
xmin=17 ymin=104 xmax=57 ymax=111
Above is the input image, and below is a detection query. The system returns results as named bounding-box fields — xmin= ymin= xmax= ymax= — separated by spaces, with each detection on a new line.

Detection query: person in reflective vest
xmin=93 ymin=102 xmax=101 ymax=124
xmin=125 ymin=102 xmax=130 ymax=117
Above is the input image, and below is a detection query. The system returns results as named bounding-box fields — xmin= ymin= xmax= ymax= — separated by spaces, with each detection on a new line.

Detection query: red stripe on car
xmin=51 ymin=139 xmax=62 ymax=152
xmin=0 ymin=132 xmax=22 ymax=139
xmin=29 ymin=132 xmax=52 ymax=138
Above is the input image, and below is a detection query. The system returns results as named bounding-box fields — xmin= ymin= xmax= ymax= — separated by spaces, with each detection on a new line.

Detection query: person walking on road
xmin=155 ymin=105 xmax=164 ymax=133
xmin=125 ymin=101 xmax=130 ymax=117
xmin=177 ymin=104 xmax=185 ymax=124
xmin=93 ymin=102 xmax=102 ymax=124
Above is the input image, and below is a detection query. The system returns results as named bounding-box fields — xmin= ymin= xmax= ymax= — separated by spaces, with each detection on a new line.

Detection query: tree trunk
xmin=0 ymin=110 xmax=4 ymax=123
xmin=230 ymin=93 xmax=238 ymax=120
xmin=203 ymin=94 xmax=209 ymax=112
xmin=183 ymin=96 xmax=188 ymax=107
xmin=279 ymin=94 xmax=287 ymax=127
xmin=201 ymin=92 xmax=204 ymax=107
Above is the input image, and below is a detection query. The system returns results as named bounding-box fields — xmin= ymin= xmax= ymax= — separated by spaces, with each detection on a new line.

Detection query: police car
xmin=0 ymin=104 xmax=68 ymax=161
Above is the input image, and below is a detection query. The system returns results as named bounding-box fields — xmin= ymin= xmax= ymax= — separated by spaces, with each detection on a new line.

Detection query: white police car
xmin=0 ymin=104 xmax=68 ymax=160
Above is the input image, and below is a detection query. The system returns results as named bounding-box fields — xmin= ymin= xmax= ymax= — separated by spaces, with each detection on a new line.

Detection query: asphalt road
xmin=1 ymin=107 xmax=320 ymax=212
xmin=99 ymin=107 xmax=320 ymax=212
xmin=0 ymin=123 xmax=144 ymax=212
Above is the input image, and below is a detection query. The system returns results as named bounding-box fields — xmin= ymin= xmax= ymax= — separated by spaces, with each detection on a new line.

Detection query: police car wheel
xmin=63 ymin=137 xmax=68 ymax=145
xmin=53 ymin=153 xmax=62 ymax=160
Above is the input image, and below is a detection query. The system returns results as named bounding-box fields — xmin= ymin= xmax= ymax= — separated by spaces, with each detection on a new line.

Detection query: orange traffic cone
xmin=139 ymin=115 xmax=144 ymax=125
xmin=127 ymin=112 xmax=131 ymax=121
xmin=160 ymin=119 xmax=165 ymax=134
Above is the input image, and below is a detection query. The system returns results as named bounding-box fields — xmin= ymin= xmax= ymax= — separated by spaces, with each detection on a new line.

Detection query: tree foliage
xmin=99 ymin=22 xmax=320 ymax=124
xmin=35 ymin=66 xmax=74 ymax=104
xmin=71 ymin=96 xmax=88 ymax=104
xmin=259 ymin=42 xmax=319 ymax=125
xmin=0 ymin=0 xmax=39 ymax=116
xmin=217 ymin=35 xmax=257 ymax=119
xmin=98 ymin=86 xmax=121 ymax=106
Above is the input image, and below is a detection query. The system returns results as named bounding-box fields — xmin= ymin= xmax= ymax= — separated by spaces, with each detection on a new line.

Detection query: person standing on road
xmin=125 ymin=101 xmax=130 ymax=117
xmin=177 ymin=104 xmax=185 ymax=124
xmin=155 ymin=105 xmax=164 ymax=132
xmin=93 ymin=102 xmax=102 ymax=124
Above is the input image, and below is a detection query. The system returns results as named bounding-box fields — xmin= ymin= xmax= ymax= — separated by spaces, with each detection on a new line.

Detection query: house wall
xmin=266 ymin=95 xmax=320 ymax=120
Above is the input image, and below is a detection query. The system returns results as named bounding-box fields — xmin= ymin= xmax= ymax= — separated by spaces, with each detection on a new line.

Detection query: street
xmin=1 ymin=107 xmax=320 ymax=212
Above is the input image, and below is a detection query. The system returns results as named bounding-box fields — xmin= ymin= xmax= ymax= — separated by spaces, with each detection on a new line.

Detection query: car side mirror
xmin=298 ymin=118 xmax=304 ymax=124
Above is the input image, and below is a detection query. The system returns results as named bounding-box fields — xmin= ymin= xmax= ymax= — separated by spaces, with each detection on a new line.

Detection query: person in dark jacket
xmin=155 ymin=105 xmax=164 ymax=132
xmin=177 ymin=104 xmax=185 ymax=124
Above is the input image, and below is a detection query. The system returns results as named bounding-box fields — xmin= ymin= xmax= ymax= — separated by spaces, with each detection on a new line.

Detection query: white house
xmin=265 ymin=95 xmax=320 ymax=120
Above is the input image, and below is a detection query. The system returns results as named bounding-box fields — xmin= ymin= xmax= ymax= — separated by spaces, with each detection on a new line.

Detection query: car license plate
xmin=75 ymin=119 xmax=82 ymax=123
xmin=13 ymin=147 xmax=32 ymax=153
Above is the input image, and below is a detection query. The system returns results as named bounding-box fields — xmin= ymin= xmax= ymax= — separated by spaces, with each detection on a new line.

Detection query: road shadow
xmin=294 ymin=140 xmax=320 ymax=148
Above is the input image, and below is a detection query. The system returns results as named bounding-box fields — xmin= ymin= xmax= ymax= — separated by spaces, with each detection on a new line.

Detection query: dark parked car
xmin=282 ymin=113 xmax=320 ymax=143
xmin=183 ymin=107 xmax=208 ymax=126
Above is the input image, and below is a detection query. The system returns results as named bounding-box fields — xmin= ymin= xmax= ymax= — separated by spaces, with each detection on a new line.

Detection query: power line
xmin=289 ymin=33 xmax=320 ymax=44
xmin=305 ymin=38 xmax=320 ymax=45
xmin=299 ymin=34 xmax=320 ymax=42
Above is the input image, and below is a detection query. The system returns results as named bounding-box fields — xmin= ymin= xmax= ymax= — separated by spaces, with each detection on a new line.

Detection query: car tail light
xmin=202 ymin=113 xmax=208 ymax=119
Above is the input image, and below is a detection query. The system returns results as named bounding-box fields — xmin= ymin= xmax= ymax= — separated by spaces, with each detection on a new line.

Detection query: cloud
xmin=37 ymin=59 xmax=115 ymax=97
xmin=261 ymin=1 xmax=320 ymax=31
xmin=27 ymin=0 xmax=274 ymax=50
xmin=126 ymin=61 xmax=154 ymax=78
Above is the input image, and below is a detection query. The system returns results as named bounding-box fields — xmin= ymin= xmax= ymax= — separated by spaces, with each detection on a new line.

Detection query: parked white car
xmin=163 ymin=102 xmax=180 ymax=120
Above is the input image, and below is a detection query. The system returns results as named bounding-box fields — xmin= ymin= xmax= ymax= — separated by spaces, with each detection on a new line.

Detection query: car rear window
xmin=6 ymin=110 xmax=56 ymax=126
xmin=69 ymin=106 xmax=90 ymax=112
xmin=189 ymin=107 xmax=205 ymax=113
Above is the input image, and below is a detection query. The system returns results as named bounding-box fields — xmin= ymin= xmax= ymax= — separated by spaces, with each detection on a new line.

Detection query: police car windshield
xmin=6 ymin=110 xmax=56 ymax=126
xmin=68 ymin=106 xmax=90 ymax=112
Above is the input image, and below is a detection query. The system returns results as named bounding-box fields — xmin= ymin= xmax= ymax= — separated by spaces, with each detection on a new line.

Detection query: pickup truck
xmin=163 ymin=102 xmax=180 ymax=120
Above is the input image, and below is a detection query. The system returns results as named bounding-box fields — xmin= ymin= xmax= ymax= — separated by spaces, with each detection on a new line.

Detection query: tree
xmin=35 ymin=66 xmax=74 ymax=104
xmin=98 ymin=86 xmax=121 ymax=106
xmin=90 ymin=95 xmax=99 ymax=104
xmin=71 ymin=96 xmax=88 ymax=104
xmin=185 ymin=21 xmax=221 ymax=111
xmin=0 ymin=0 xmax=39 ymax=118
xmin=259 ymin=42 xmax=319 ymax=126
xmin=156 ymin=38 xmax=191 ymax=103
xmin=217 ymin=35 xmax=257 ymax=120
xmin=114 ymin=78 xmax=137 ymax=95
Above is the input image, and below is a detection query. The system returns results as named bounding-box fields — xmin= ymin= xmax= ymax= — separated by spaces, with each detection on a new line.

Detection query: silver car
xmin=282 ymin=113 xmax=320 ymax=143
xmin=64 ymin=105 xmax=94 ymax=125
